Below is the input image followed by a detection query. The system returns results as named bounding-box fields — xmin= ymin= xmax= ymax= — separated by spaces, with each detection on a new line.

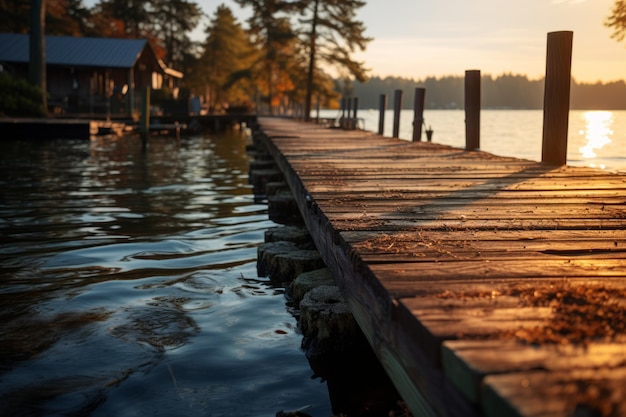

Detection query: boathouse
xmin=0 ymin=33 xmax=182 ymax=117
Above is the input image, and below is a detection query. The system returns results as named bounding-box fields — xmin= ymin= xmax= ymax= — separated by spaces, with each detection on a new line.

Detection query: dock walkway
xmin=254 ymin=116 xmax=626 ymax=417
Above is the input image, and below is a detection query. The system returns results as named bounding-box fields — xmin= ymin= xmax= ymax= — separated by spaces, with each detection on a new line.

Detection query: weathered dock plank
xmin=253 ymin=116 xmax=626 ymax=417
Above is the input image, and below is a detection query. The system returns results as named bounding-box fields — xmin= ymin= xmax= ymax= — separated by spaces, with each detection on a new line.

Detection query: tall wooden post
xmin=465 ymin=70 xmax=481 ymax=151
xmin=340 ymin=97 xmax=346 ymax=128
xmin=352 ymin=97 xmax=358 ymax=129
xmin=29 ymin=0 xmax=47 ymax=115
xmin=392 ymin=89 xmax=403 ymax=138
xmin=542 ymin=31 xmax=573 ymax=166
xmin=378 ymin=94 xmax=387 ymax=135
xmin=128 ymin=68 xmax=135 ymax=118
xmin=140 ymin=86 xmax=150 ymax=143
xmin=412 ymin=88 xmax=425 ymax=142
xmin=315 ymin=94 xmax=320 ymax=123
xmin=255 ymin=87 xmax=260 ymax=116
xmin=303 ymin=0 xmax=319 ymax=122
xmin=105 ymin=70 xmax=111 ymax=122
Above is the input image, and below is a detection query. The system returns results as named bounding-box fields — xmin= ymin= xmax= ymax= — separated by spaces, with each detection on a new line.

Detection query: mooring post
xmin=352 ymin=97 xmax=359 ymax=129
xmin=392 ymin=89 xmax=403 ymax=138
xmin=346 ymin=97 xmax=352 ymax=130
xmin=412 ymin=88 xmax=426 ymax=142
xmin=542 ymin=31 xmax=573 ymax=166
xmin=339 ymin=97 xmax=346 ymax=128
xmin=315 ymin=94 xmax=320 ymax=124
xmin=378 ymin=94 xmax=387 ymax=135
xmin=140 ymin=86 xmax=150 ymax=143
xmin=465 ymin=69 xmax=481 ymax=151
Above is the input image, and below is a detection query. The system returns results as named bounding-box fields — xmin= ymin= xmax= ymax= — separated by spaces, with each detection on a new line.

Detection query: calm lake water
xmin=0 ymin=130 xmax=341 ymax=417
xmin=323 ymin=109 xmax=626 ymax=171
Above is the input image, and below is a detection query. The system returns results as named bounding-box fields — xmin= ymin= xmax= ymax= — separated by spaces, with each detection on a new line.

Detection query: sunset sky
xmin=199 ymin=0 xmax=626 ymax=83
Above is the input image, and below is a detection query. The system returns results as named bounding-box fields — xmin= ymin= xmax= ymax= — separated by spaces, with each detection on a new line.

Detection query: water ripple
xmin=0 ymin=132 xmax=333 ymax=417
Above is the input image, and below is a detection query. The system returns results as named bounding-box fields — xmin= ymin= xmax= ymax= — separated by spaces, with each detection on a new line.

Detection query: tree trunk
xmin=266 ymin=34 xmax=274 ymax=116
xmin=304 ymin=0 xmax=319 ymax=122
xmin=29 ymin=0 xmax=47 ymax=116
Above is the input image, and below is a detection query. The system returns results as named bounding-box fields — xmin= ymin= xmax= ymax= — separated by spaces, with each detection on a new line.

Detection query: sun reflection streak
xmin=578 ymin=111 xmax=613 ymax=166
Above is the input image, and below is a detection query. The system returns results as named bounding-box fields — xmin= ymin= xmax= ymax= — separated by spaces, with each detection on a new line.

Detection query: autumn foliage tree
xmin=0 ymin=0 xmax=91 ymax=36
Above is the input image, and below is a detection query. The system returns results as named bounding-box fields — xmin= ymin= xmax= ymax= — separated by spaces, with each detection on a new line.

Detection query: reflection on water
xmin=0 ymin=131 xmax=336 ymax=416
xmin=334 ymin=109 xmax=626 ymax=171
xmin=577 ymin=111 xmax=614 ymax=169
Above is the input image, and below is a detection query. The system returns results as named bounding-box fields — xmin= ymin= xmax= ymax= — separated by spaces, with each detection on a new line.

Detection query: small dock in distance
xmin=0 ymin=117 xmax=127 ymax=139
xmin=0 ymin=114 xmax=257 ymax=140
xmin=254 ymin=116 xmax=626 ymax=417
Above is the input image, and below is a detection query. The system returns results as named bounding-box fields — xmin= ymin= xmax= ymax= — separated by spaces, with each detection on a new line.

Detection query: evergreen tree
xmin=46 ymin=0 xmax=92 ymax=36
xmin=149 ymin=0 xmax=202 ymax=70
xmin=606 ymin=0 xmax=626 ymax=42
xmin=0 ymin=0 xmax=91 ymax=36
xmin=0 ymin=0 xmax=33 ymax=33
xmin=192 ymin=5 xmax=256 ymax=112
xmin=296 ymin=0 xmax=371 ymax=120
xmin=92 ymin=0 xmax=201 ymax=70
xmin=234 ymin=0 xmax=298 ymax=115
xmin=95 ymin=0 xmax=151 ymax=38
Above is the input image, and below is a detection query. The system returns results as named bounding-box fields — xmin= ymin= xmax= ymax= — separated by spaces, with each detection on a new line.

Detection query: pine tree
xmin=234 ymin=0 xmax=298 ymax=115
xmin=0 ymin=0 xmax=91 ymax=36
xmin=606 ymin=0 xmax=626 ymax=42
xmin=46 ymin=0 xmax=92 ymax=36
xmin=93 ymin=0 xmax=201 ymax=70
xmin=296 ymin=0 xmax=371 ymax=120
xmin=193 ymin=5 xmax=257 ymax=112
xmin=149 ymin=0 xmax=202 ymax=70
xmin=95 ymin=0 xmax=151 ymax=38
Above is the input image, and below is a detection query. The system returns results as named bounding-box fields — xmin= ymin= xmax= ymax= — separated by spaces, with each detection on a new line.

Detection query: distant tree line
xmin=345 ymin=74 xmax=626 ymax=110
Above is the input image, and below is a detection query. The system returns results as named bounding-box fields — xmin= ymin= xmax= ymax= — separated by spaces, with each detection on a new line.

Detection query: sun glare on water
xmin=578 ymin=111 xmax=614 ymax=169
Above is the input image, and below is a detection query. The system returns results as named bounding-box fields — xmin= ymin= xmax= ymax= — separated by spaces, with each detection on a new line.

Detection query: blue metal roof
xmin=0 ymin=33 xmax=149 ymax=69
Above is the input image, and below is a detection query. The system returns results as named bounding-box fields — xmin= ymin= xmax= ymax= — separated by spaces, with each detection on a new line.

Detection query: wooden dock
xmin=253 ymin=116 xmax=626 ymax=417
xmin=0 ymin=118 xmax=126 ymax=139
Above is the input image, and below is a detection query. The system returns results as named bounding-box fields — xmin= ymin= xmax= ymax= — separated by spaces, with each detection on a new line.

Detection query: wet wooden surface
xmin=254 ymin=116 xmax=626 ymax=417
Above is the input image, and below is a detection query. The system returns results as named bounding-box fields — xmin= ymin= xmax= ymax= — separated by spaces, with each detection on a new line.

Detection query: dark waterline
xmin=0 ymin=131 xmax=341 ymax=417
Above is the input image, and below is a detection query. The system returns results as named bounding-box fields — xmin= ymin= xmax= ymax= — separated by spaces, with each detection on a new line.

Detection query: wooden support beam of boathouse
xmin=253 ymin=116 xmax=626 ymax=417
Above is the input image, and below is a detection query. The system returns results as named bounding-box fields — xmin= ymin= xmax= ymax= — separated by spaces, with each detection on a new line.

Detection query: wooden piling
xmin=412 ymin=88 xmax=426 ymax=142
xmin=352 ymin=97 xmax=359 ymax=129
xmin=378 ymin=94 xmax=387 ymax=135
xmin=315 ymin=94 xmax=320 ymax=123
xmin=465 ymin=70 xmax=481 ymax=151
xmin=542 ymin=31 xmax=573 ymax=166
xmin=346 ymin=97 xmax=353 ymax=129
xmin=392 ymin=89 xmax=402 ymax=138
xmin=140 ymin=86 xmax=150 ymax=143
xmin=339 ymin=97 xmax=346 ymax=129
